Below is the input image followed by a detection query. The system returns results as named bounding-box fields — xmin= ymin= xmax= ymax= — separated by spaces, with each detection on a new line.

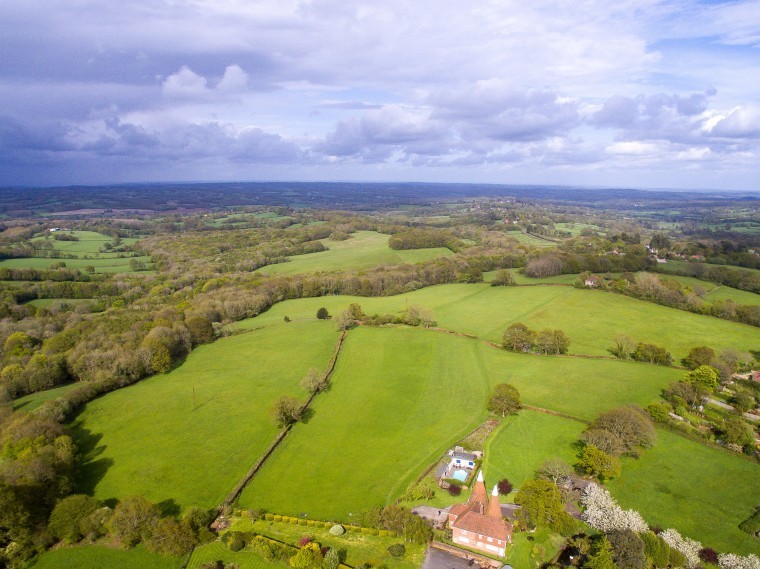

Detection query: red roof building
xmin=448 ymin=471 xmax=512 ymax=557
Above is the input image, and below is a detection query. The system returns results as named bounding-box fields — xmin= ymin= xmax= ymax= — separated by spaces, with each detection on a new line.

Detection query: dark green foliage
xmin=488 ymin=383 xmax=521 ymax=417
xmin=631 ymin=343 xmax=672 ymax=366
xmin=720 ymin=416 xmax=755 ymax=448
xmin=316 ymin=307 xmax=329 ymax=320
xmin=739 ymin=507 xmax=760 ymax=536
xmin=387 ymin=543 xmax=406 ymax=557
xmin=515 ymin=479 xmax=574 ymax=532
xmin=584 ymin=536 xmax=616 ymax=569
xmin=607 ymin=529 xmax=647 ymax=569
xmin=588 ymin=405 xmax=656 ymax=454
xmin=272 ymin=395 xmax=303 ymax=427
xmin=47 ymin=494 xmax=102 ymax=543
xmin=578 ymin=445 xmax=620 ymax=480
xmin=388 ymin=229 xmax=463 ymax=252
xmin=186 ymin=315 xmax=214 ymax=345
xmin=640 ymin=531 xmax=670 ymax=568
xmin=107 ymin=495 xmax=161 ymax=547
xmin=502 ymin=322 xmax=536 ymax=352
xmin=490 ymin=269 xmax=515 ymax=286
xmin=681 ymin=346 xmax=716 ymax=370
xmin=144 ymin=516 xmax=197 ymax=556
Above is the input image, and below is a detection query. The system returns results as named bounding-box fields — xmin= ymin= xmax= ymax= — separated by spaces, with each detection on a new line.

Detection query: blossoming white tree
xmin=660 ymin=528 xmax=702 ymax=568
xmin=580 ymin=483 xmax=647 ymax=533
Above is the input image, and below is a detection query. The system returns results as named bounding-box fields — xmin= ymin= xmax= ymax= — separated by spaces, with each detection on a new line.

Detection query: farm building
xmin=448 ymin=471 xmax=512 ymax=557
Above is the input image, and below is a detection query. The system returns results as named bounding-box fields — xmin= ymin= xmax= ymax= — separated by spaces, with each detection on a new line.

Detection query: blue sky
xmin=1 ymin=0 xmax=759 ymax=190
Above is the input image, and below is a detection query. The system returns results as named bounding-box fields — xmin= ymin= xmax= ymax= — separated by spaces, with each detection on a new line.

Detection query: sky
xmin=1 ymin=0 xmax=759 ymax=190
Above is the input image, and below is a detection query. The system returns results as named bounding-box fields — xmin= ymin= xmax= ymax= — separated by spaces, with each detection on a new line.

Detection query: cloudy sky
xmin=1 ymin=0 xmax=759 ymax=190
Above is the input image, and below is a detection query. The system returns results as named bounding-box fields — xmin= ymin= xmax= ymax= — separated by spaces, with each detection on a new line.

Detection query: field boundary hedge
xmin=221 ymin=330 xmax=348 ymax=508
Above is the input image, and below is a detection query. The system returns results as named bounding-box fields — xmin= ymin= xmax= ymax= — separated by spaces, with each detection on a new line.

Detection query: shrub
xmin=329 ymin=524 xmax=345 ymax=536
xmin=299 ymin=519 xmax=308 ymax=526
xmin=361 ymin=527 xmax=371 ymax=535
xmin=265 ymin=513 xmax=274 ymax=521
xmin=447 ymin=485 xmax=462 ymax=496
xmin=299 ymin=535 xmax=313 ymax=547
xmin=274 ymin=515 xmax=283 ymax=522
xmin=370 ymin=528 xmax=379 ymax=536
xmin=290 ymin=517 xmax=299 ymax=524
xmin=307 ymin=520 xmax=316 ymax=527
xmin=497 ymin=478 xmax=513 ymax=495
xmin=229 ymin=535 xmax=245 ymax=552
xmin=700 ymin=548 xmax=720 ymax=565
xmin=387 ymin=544 xmax=406 ymax=558
xmin=323 ymin=522 xmax=332 ymax=529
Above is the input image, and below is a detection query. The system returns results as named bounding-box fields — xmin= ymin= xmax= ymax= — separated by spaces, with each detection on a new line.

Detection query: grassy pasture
xmin=482 ymin=410 xmax=586 ymax=493
xmin=657 ymin=260 xmax=760 ymax=277
xmin=230 ymin=284 xmax=760 ymax=362
xmin=478 ymin=346 xmax=680 ymax=420
xmin=505 ymin=230 xmax=557 ymax=248
xmin=0 ymin=255 xmax=151 ymax=273
xmin=607 ymin=429 xmax=760 ymax=555
xmin=0 ymin=230 xmax=148 ymax=274
xmin=553 ymin=222 xmax=599 ymax=235
xmin=29 ymin=545 xmax=182 ymax=569
xmin=258 ymin=231 xmax=452 ymax=276
xmin=13 ymin=383 xmax=82 ymax=412
xmin=238 ymin=327 xmax=491 ymax=520
xmin=238 ymin=327 xmax=678 ymax=520
xmin=25 ymin=298 xmax=93 ymax=309
xmin=73 ymin=322 xmax=338 ymax=511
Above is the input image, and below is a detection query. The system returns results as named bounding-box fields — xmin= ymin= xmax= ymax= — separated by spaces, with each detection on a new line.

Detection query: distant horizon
xmin=2 ymin=179 xmax=758 ymax=196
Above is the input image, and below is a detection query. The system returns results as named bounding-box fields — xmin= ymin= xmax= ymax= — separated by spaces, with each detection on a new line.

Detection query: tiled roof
xmin=452 ymin=511 xmax=511 ymax=541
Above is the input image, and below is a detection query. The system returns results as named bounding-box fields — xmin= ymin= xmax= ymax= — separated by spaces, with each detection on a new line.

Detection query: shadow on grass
xmin=70 ymin=421 xmax=114 ymax=495
xmin=157 ymin=498 xmax=182 ymax=517
xmin=300 ymin=407 xmax=316 ymax=424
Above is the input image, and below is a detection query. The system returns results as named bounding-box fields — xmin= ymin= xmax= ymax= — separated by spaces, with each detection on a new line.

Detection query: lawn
xmin=72 ymin=321 xmax=339 ymax=511
xmin=29 ymin=545 xmax=182 ymax=569
xmin=258 ymin=231 xmax=453 ymax=275
xmin=238 ymin=327 xmax=491 ymax=520
xmin=187 ymin=542 xmax=282 ymax=569
xmin=507 ymin=529 xmax=566 ymax=568
xmin=607 ymin=429 xmax=760 ymax=555
xmin=482 ymin=410 xmax=586 ymax=494
xmin=229 ymin=284 xmax=760 ymax=362
xmin=244 ymin=518 xmax=425 ymax=569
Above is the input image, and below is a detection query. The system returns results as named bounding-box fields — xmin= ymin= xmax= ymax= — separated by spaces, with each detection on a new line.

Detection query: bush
xmin=299 ymin=535 xmax=313 ymax=547
xmin=447 ymin=485 xmax=462 ymax=496
xmin=361 ymin=527 xmax=372 ymax=535
xmin=323 ymin=522 xmax=332 ymax=529
xmin=387 ymin=544 xmax=406 ymax=558
xmin=700 ymin=548 xmax=719 ymax=564
xmin=290 ymin=517 xmax=299 ymax=524
xmin=329 ymin=524 xmax=345 ymax=536
xmin=229 ymin=535 xmax=245 ymax=552
xmin=298 ymin=519 xmax=308 ymax=526
xmin=265 ymin=513 xmax=274 ymax=521
xmin=274 ymin=515 xmax=282 ymax=522
xmin=307 ymin=520 xmax=316 ymax=526
xmin=497 ymin=479 xmax=513 ymax=495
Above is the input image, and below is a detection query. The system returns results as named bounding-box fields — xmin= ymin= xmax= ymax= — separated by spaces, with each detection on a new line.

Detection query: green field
xmin=505 ymin=231 xmax=557 ymax=248
xmin=554 ymin=222 xmax=599 ymax=236
xmin=483 ymin=410 xmax=586 ymax=493
xmin=238 ymin=327 xmax=490 ymax=520
xmin=656 ymin=260 xmax=760 ymax=277
xmin=25 ymin=298 xmax=94 ymax=309
xmin=0 ymin=230 xmax=149 ymax=274
xmin=73 ymin=322 xmax=338 ymax=510
xmin=230 ymin=284 xmax=760 ymax=362
xmin=13 ymin=383 xmax=82 ymax=412
xmin=607 ymin=429 xmax=760 ymax=555
xmin=29 ymin=545 xmax=182 ymax=569
xmin=0 ymin=255 xmax=151 ymax=273
xmin=238 ymin=326 xmax=678 ymax=520
xmin=259 ymin=231 xmax=453 ymax=275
